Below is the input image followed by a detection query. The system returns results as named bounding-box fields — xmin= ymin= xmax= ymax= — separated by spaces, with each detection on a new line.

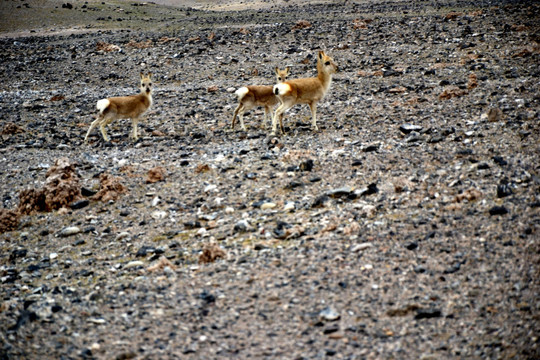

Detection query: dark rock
xmin=358 ymin=183 xmax=378 ymax=196
xmin=136 ymin=246 xmax=156 ymax=257
xmin=415 ymin=308 xmax=442 ymax=320
xmin=81 ymin=187 xmax=97 ymax=197
xmin=184 ymin=221 xmax=201 ymax=229
xmin=312 ymin=195 xmax=329 ymax=208
xmin=326 ymin=187 xmax=353 ymax=199
xmin=299 ymin=159 xmax=314 ymax=171
xmin=405 ymin=241 xmax=418 ymax=250
xmin=70 ymin=199 xmax=89 ymax=210
xmin=489 ymin=206 xmax=508 ymax=216
xmin=443 ymin=262 xmax=461 ymax=274
xmin=497 ymin=183 xmax=513 ymax=198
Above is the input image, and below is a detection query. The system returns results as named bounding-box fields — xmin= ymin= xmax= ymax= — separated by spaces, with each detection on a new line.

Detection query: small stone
xmin=234 ymin=219 xmax=251 ymax=233
xmin=124 ymin=261 xmax=145 ymax=269
xmin=414 ymin=308 xmax=442 ymax=320
xmin=283 ymin=202 xmax=295 ymax=212
xmin=260 ymin=202 xmax=276 ymax=210
xmin=49 ymin=253 xmax=58 ymax=260
xmin=489 ymin=206 xmax=508 ymax=216
xmin=356 ymin=183 xmax=378 ymax=196
xmin=115 ymin=232 xmax=130 ymax=241
xmin=405 ymin=241 xmax=418 ymax=250
xmin=323 ymin=323 xmax=340 ymax=334
xmin=327 ymin=187 xmax=354 ymax=199
xmin=70 ymin=199 xmax=89 ymax=210
xmin=299 ymin=159 xmax=314 ymax=171
xmin=352 ymin=243 xmax=373 ymax=252
xmin=87 ymin=317 xmax=106 ymax=324
xmin=81 ymin=187 xmax=97 ymax=197
xmin=136 ymin=246 xmax=156 ymax=257
xmin=362 ymin=143 xmax=379 ymax=152
xmin=151 ymin=210 xmax=167 ymax=220
xmin=59 ymin=226 xmax=81 ymax=237
xmin=497 ymin=183 xmax=513 ymax=198
xmin=399 ymin=124 xmax=423 ymax=134
xmin=319 ymin=306 xmax=340 ymax=321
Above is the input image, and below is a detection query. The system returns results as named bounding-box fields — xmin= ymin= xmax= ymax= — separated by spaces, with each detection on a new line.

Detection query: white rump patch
xmin=274 ymin=83 xmax=291 ymax=96
xmin=235 ymin=87 xmax=249 ymax=100
xmin=96 ymin=99 xmax=110 ymax=113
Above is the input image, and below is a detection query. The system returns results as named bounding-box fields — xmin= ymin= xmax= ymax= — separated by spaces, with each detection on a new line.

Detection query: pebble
xmin=399 ymin=123 xmax=423 ymax=134
xmin=234 ymin=219 xmax=251 ymax=233
xmin=49 ymin=253 xmax=58 ymax=260
xmin=319 ymin=306 xmax=340 ymax=321
xmin=352 ymin=243 xmax=373 ymax=252
xmin=283 ymin=202 xmax=295 ymax=212
xmin=327 ymin=187 xmax=354 ymax=199
xmin=124 ymin=261 xmax=145 ymax=269
xmin=260 ymin=202 xmax=276 ymax=210
xmin=115 ymin=232 xmax=130 ymax=241
xmin=59 ymin=226 xmax=81 ymax=237
xmin=489 ymin=206 xmax=508 ymax=216
xmin=70 ymin=199 xmax=89 ymax=210
xmin=151 ymin=210 xmax=167 ymax=220
xmin=414 ymin=308 xmax=442 ymax=320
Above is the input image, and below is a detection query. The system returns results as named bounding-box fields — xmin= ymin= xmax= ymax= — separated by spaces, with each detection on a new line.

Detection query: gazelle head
xmin=275 ymin=67 xmax=290 ymax=83
xmin=318 ymin=51 xmax=338 ymax=74
xmin=139 ymin=72 xmax=153 ymax=95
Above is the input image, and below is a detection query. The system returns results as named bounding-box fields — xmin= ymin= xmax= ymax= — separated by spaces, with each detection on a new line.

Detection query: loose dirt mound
xmin=17 ymin=158 xmax=82 ymax=215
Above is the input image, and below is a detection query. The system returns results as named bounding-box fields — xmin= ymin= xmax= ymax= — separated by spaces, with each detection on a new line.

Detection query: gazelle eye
xmin=325 ymin=61 xmax=330 ymax=66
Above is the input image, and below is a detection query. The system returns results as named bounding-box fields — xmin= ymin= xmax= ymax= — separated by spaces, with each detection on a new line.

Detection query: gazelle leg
xmin=309 ymin=102 xmax=318 ymax=131
xmin=132 ymin=117 xmax=140 ymax=141
xmin=264 ymin=105 xmax=271 ymax=129
xmin=231 ymin=103 xmax=243 ymax=130
xmin=84 ymin=116 xmax=103 ymax=143
xmin=100 ymin=116 xmax=114 ymax=142
xmin=272 ymin=101 xmax=293 ymax=135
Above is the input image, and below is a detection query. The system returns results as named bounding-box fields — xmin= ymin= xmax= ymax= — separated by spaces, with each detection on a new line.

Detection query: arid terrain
xmin=0 ymin=0 xmax=539 ymax=359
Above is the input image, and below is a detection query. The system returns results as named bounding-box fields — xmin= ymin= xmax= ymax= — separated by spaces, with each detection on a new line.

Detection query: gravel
xmin=1 ymin=0 xmax=539 ymax=359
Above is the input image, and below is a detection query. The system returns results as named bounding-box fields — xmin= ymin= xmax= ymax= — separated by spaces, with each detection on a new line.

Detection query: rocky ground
xmin=1 ymin=0 xmax=539 ymax=359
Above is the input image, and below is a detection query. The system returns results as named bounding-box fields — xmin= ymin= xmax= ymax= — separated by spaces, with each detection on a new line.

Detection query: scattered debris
xmin=199 ymin=243 xmax=226 ymax=264
xmin=92 ymin=173 xmax=127 ymax=202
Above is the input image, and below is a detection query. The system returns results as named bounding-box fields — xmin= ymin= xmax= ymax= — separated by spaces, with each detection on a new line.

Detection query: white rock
xmin=204 ymin=184 xmax=217 ymax=192
xmin=115 ymin=232 xmax=130 ymax=241
xmin=49 ymin=253 xmax=58 ymax=260
xmin=261 ymin=202 xmax=276 ymax=210
xmin=352 ymin=243 xmax=373 ymax=252
xmin=152 ymin=196 xmax=161 ymax=207
xmin=60 ymin=226 xmax=81 ymax=237
xmin=124 ymin=261 xmax=144 ymax=269
xmin=225 ymin=206 xmax=234 ymax=214
xmin=151 ymin=210 xmax=167 ymax=220
xmin=283 ymin=202 xmax=295 ymax=212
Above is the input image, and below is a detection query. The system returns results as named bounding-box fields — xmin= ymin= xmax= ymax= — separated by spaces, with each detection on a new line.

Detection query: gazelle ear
xmin=285 ymin=67 xmax=290 ymax=75
xmin=318 ymin=51 xmax=324 ymax=60
xmin=140 ymin=72 xmax=144 ymax=79
xmin=275 ymin=66 xmax=279 ymax=74
xmin=147 ymin=72 xmax=152 ymax=79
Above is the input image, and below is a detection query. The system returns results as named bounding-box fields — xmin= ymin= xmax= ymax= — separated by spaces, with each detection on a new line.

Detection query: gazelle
xmin=84 ymin=72 xmax=153 ymax=143
xmin=272 ymin=51 xmax=338 ymax=135
xmin=231 ymin=67 xmax=290 ymax=131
